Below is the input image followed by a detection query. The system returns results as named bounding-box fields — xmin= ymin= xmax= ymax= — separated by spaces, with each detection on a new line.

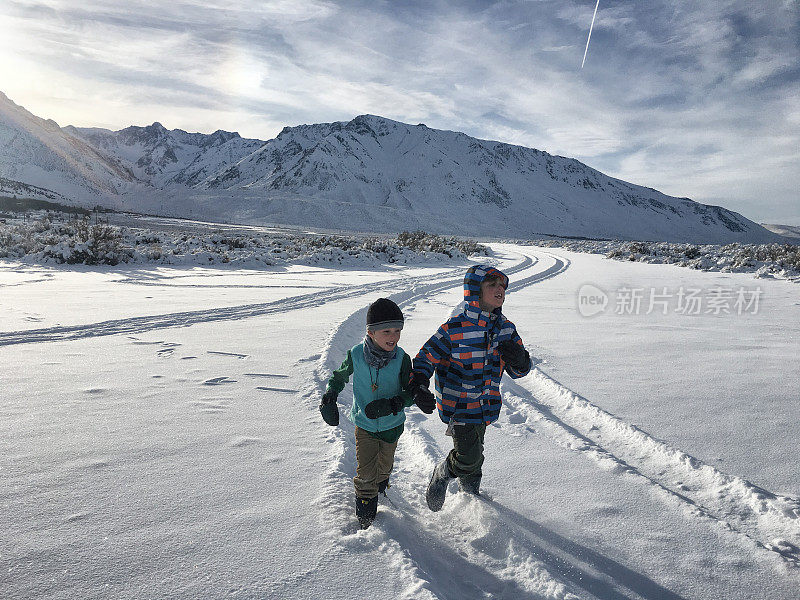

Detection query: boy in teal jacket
xmin=320 ymin=298 xmax=435 ymax=529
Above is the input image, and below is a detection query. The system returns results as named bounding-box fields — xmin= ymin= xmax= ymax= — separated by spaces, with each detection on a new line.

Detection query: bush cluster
xmin=531 ymin=238 xmax=799 ymax=281
xmin=0 ymin=216 xmax=486 ymax=268
xmin=396 ymin=230 xmax=486 ymax=257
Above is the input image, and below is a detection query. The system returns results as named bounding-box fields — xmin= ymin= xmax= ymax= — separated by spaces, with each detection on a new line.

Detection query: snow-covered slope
xmin=0 ymin=91 xmax=782 ymax=243
xmin=202 ymin=114 xmax=778 ymax=243
xmin=0 ymin=91 xmax=137 ymax=202
xmin=68 ymin=123 xmax=263 ymax=189
xmin=762 ymin=223 xmax=800 ymax=241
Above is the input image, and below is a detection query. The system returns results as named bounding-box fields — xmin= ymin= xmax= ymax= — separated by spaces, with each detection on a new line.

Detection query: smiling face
xmin=367 ymin=327 xmax=402 ymax=351
xmin=478 ymin=276 xmax=506 ymax=312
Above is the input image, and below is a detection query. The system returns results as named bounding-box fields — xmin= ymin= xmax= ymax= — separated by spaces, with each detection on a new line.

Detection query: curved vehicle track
xmin=0 ymin=253 xmax=541 ymax=347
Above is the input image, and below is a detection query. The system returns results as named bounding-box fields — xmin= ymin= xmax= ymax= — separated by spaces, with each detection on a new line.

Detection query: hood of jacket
xmin=462 ymin=264 xmax=509 ymax=326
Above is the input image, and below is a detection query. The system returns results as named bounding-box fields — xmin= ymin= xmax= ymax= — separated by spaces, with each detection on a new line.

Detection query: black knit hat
xmin=367 ymin=298 xmax=404 ymax=332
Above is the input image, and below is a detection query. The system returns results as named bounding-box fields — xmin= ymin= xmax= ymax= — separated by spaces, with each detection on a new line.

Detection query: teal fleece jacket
xmin=326 ymin=343 xmax=414 ymax=441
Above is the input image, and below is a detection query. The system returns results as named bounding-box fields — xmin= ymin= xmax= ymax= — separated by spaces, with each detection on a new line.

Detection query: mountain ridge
xmin=0 ymin=92 xmax=782 ymax=243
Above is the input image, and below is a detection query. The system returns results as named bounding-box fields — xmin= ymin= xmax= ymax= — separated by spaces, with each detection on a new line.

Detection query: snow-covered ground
xmin=2 ymin=243 xmax=799 ymax=599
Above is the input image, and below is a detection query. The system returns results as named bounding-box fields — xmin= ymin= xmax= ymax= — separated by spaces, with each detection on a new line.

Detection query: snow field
xmin=3 ymin=264 xmax=464 ymax=598
xmin=0 ymin=263 xmax=459 ymax=341
xmin=502 ymin=371 xmax=800 ymax=565
xmin=2 ymin=242 xmax=799 ymax=599
xmin=308 ymin=244 xmax=799 ymax=598
xmin=514 ymin=246 xmax=800 ymax=498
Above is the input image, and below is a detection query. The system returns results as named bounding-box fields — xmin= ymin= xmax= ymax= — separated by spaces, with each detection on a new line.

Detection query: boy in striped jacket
xmin=411 ymin=265 xmax=531 ymax=511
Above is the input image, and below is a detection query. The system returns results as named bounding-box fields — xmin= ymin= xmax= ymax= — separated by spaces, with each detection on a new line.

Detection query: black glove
xmin=411 ymin=374 xmax=436 ymax=414
xmin=319 ymin=391 xmax=339 ymax=426
xmin=498 ymin=340 xmax=531 ymax=372
xmin=364 ymin=395 xmax=405 ymax=419
xmin=414 ymin=387 xmax=435 ymax=414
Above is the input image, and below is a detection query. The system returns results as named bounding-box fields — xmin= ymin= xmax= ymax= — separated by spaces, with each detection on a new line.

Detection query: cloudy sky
xmin=1 ymin=0 xmax=798 ymax=224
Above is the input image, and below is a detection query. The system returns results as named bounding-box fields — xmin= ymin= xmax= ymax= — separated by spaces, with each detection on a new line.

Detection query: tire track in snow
xmin=501 ymin=371 xmax=800 ymax=568
xmin=303 ymin=248 xmax=584 ymax=599
xmin=2 ymin=250 xmax=543 ymax=347
xmin=0 ymin=266 xmax=472 ymax=347
xmin=392 ymin=415 xmax=687 ymax=600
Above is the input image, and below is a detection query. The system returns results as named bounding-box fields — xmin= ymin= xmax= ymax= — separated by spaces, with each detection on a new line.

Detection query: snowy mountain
xmin=0 ymin=91 xmax=782 ymax=243
xmin=68 ymin=122 xmax=263 ymax=189
xmin=762 ymin=223 xmax=800 ymax=241
xmin=0 ymin=91 xmax=138 ymax=201
xmin=199 ymin=115 xmax=783 ymax=243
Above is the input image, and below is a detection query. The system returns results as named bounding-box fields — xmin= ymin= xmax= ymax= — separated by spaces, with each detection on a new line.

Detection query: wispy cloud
xmin=0 ymin=0 xmax=798 ymax=222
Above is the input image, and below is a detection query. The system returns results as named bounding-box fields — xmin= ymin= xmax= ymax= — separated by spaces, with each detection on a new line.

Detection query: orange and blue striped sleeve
xmin=412 ymin=323 xmax=452 ymax=382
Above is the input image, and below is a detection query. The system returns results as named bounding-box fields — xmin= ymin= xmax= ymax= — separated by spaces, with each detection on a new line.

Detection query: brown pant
xmin=354 ymin=426 xmax=398 ymax=499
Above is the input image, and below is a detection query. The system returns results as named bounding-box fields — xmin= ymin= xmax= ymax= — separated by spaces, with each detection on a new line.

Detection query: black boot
xmin=426 ymin=460 xmax=454 ymax=512
xmin=378 ymin=478 xmax=390 ymax=496
xmin=458 ymin=473 xmax=481 ymax=496
xmin=355 ymin=496 xmax=378 ymax=529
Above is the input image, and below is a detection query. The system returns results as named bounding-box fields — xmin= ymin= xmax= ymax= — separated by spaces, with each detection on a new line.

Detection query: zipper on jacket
xmin=480 ymin=331 xmax=496 ymax=415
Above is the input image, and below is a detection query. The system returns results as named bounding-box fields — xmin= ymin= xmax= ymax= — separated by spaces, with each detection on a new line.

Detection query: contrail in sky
xmin=581 ymin=0 xmax=600 ymax=68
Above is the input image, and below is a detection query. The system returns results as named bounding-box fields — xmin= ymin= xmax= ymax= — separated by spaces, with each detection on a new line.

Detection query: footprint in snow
xmin=507 ymin=412 xmax=526 ymax=425
xmin=405 ymin=412 xmax=426 ymax=424
xmin=228 ymin=436 xmax=264 ymax=448
xmin=75 ymin=457 xmax=111 ymax=470
xmin=256 ymin=386 xmax=298 ymax=393
xmin=207 ymin=351 xmax=249 ymax=359
xmin=189 ymin=399 xmax=228 ymax=413
xmin=157 ymin=342 xmax=181 ymax=357
xmin=203 ymin=377 xmax=237 ymax=386
xmin=245 ymin=373 xmax=290 ymax=379
xmin=65 ymin=512 xmax=92 ymax=523
xmin=767 ymin=539 xmax=800 ymax=558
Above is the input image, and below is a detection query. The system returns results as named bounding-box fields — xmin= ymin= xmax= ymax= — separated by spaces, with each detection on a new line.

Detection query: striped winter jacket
xmin=412 ymin=265 xmax=531 ymax=425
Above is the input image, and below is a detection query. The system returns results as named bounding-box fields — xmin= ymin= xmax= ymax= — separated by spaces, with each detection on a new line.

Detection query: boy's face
xmin=367 ymin=327 xmax=402 ymax=352
xmin=479 ymin=276 xmax=506 ymax=312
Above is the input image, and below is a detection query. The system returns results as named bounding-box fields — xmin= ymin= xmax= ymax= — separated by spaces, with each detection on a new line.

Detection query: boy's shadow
xmin=487 ymin=499 xmax=687 ymax=600
xmin=380 ymin=492 xmax=687 ymax=600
